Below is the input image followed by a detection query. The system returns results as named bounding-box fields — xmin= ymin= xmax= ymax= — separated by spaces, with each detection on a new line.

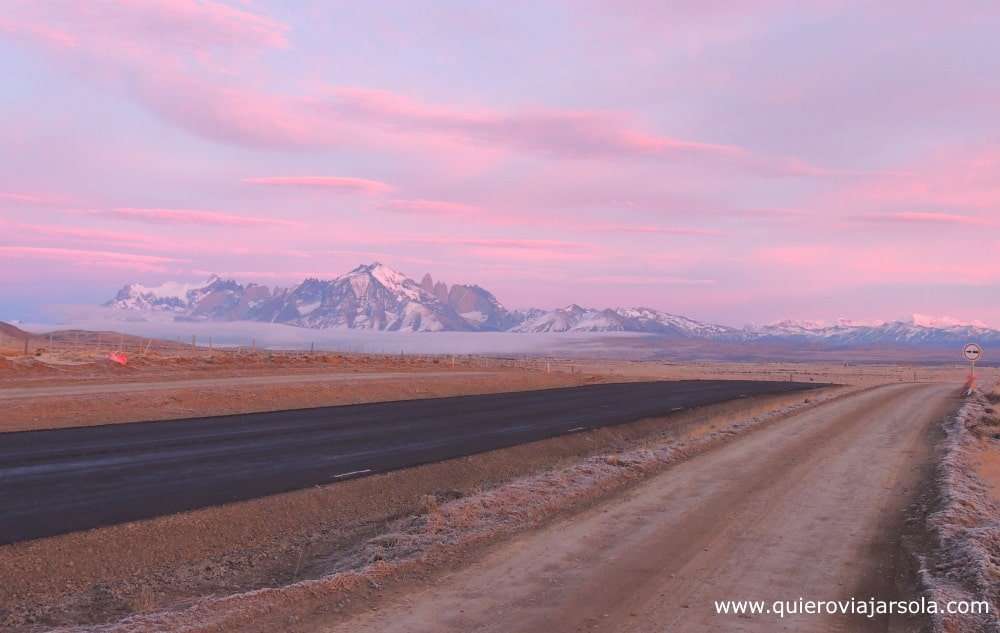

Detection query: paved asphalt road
xmin=0 ymin=380 xmax=819 ymax=544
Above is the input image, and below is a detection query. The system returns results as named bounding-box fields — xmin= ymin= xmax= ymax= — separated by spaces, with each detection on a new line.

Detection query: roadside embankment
xmin=915 ymin=386 xmax=1000 ymax=633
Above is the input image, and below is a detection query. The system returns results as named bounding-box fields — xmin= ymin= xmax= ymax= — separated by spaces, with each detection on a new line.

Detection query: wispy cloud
xmin=0 ymin=191 xmax=74 ymax=207
xmin=244 ymin=176 xmax=394 ymax=195
xmin=0 ymin=246 xmax=185 ymax=271
xmin=401 ymin=236 xmax=598 ymax=262
xmin=101 ymin=207 xmax=299 ymax=227
xmin=405 ymin=237 xmax=591 ymax=251
xmin=578 ymin=224 xmax=722 ymax=236
xmin=852 ymin=211 xmax=994 ymax=226
xmin=327 ymin=86 xmax=749 ymax=162
xmin=578 ymin=274 xmax=716 ymax=286
xmin=0 ymin=4 xmax=825 ymax=176
xmin=382 ymin=199 xmax=486 ymax=216
xmin=3 ymin=0 xmax=288 ymax=53
xmin=6 ymin=221 xmax=160 ymax=245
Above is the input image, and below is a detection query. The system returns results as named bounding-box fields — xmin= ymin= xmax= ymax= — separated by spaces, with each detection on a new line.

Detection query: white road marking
xmin=671 ymin=407 xmax=685 ymax=412
xmin=568 ymin=426 xmax=586 ymax=432
xmin=334 ymin=469 xmax=372 ymax=479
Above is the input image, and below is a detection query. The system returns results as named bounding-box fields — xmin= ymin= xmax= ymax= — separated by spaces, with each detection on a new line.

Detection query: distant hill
xmin=0 ymin=321 xmax=31 ymax=342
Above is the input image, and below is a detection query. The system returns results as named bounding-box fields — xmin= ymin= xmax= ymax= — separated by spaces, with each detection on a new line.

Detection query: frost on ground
xmin=919 ymin=389 xmax=1000 ymax=633
xmin=68 ymin=390 xmax=844 ymax=633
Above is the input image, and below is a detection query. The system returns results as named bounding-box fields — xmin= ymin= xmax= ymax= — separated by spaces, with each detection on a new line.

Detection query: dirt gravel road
xmin=319 ymin=382 xmax=959 ymax=633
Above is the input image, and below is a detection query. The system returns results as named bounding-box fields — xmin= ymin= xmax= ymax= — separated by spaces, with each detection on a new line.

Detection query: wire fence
xmin=1 ymin=331 xmax=598 ymax=374
xmin=5 ymin=331 xmax=984 ymax=383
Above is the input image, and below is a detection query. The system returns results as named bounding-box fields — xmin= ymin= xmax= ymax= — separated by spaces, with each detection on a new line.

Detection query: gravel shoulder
xmin=913 ymin=386 xmax=1000 ymax=633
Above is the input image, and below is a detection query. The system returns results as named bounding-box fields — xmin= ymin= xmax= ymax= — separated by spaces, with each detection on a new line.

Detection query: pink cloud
xmin=828 ymin=146 xmax=1000 ymax=212
xmin=578 ymin=274 xmax=716 ymax=285
xmin=3 ymin=3 xmax=838 ymax=178
xmin=328 ymin=86 xmax=747 ymax=161
xmin=402 ymin=237 xmax=601 ymax=262
xmin=752 ymin=242 xmax=1000 ymax=287
xmin=7 ymin=221 xmax=160 ymax=246
xmin=0 ymin=191 xmax=75 ymax=207
xmin=244 ymin=176 xmax=394 ymax=195
xmin=7 ymin=5 xmax=725 ymax=164
xmin=578 ymin=224 xmax=722 ymax=236
xmin=136 ymin=78 xmax=773 ymax=167
xmin=853 ymin=211 xmax=995 ymax=226
xmin=382 ymin=199 xmax=486 ymax=216
xmin=114 ymin=0 xmax=288 ymax=49
xmin=102 ymin=207 xmax=298 ymax=227
xmin=3 ymin=218 xmax=322 ymax=259
xmin=0 ymin=246 xmax=184 ymax=272
xmin=135 ymin=79 xmax=334 ymax=148
xmin=6 ymin=0 xmax=287 ymax=52
xmin=846 ymin=249 xmax=1000 ymax=285
xmin=734 ymin=207 xmax=810 ymax=218
xmin=464 ymin=248 xmax=599 ymax=262
xmin=0 ymin=15 xmax=77 ymax=49
xmin=752 ymin=245 xmax=834 ymax=266
xmin=0 ymin=2 xmax=303 ymax=154
xmin=1 ymin=4 xmax=808 ymax=172
xmin=405 ymin=237 xmax=591 ymax=251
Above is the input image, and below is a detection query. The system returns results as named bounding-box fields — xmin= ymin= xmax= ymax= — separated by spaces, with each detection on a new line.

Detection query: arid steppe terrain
xmin=0 ymin=327 xmax=996 ymax=632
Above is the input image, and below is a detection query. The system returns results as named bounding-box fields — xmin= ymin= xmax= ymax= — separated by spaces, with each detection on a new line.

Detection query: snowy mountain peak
xmin=343 ymin=262 xmax=425 ymax=300
xmin=103 ymin=263 xmax=1000 ymax=346
xmin=908 ymin=314 xmax=990 ymax=329
xmin=125 ymin=275 xmax=219 ymax=301
xmin=106 ymin=274 xmax=266 ymax=318
xmin=370 ymin=264 xmax=413 ymax=293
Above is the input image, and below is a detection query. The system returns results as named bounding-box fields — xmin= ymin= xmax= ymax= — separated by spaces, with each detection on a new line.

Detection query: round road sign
xmin=963 ymin=343 xmax=983 ymax=362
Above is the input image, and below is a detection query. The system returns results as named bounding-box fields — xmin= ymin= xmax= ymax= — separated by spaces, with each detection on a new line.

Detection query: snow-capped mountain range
xmin=105 ymin=262 xmax=1000 ymax=347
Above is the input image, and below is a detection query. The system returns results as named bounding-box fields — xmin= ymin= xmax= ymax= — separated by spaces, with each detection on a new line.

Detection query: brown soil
xmin=0 ymin=368 xmax=592 ymax=432
xmin=1 ymin=348 xmax=986 ymax=434
xmin=972 ymin=385 xmax=1000 ymax=502
xmin=975 ymin=447 xmax=1000 ymax=498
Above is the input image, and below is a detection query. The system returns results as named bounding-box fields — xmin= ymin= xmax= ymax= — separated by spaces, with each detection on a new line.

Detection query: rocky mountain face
xmin=108 ymin=264 xmax=474 ymax=332
xmin=260 ymin=264 xmax=472 ymax=332
xmin=419 ymin=274 xmax=523 ymax=331
xmin=105 ymin=263 xmax=1000 ymax=346
xmin=748 ymin=318 xmax=1000 ymax=348
xmin=511 ymin=305 xmax=741 ymax=338
xmin=106 ymin=275 xmax=275 ymax=321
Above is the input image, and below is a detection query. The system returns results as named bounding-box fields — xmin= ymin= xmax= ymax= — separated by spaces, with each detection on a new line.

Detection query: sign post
xmin=963 ymin=343 xmax=983 ymax=391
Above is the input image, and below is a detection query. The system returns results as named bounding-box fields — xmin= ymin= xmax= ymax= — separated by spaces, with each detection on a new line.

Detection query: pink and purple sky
xmin=2 ymin=1 xmax=999 ymax=326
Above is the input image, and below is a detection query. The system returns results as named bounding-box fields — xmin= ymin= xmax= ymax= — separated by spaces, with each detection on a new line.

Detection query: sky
xmin=1 ymin=1 xmax=999 ymax=327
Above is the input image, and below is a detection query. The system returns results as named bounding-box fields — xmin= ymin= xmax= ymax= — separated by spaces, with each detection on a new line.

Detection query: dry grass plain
xmin=0 ymin=336 xmax=993 ymax=631
xmin=1 ymin=337 xmax=986 ymax=432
